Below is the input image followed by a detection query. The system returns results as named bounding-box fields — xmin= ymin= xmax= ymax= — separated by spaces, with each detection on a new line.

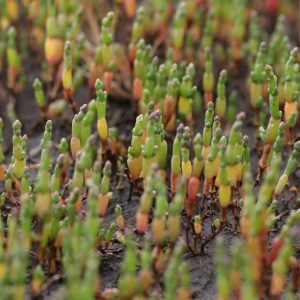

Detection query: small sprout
xmin=215 ymin=69 xmax=227 ymax=120
xmin=115 ymin=205 xmax=125 ymax=232
xmin=194 ymin=215 xmax=202 ymax=235
xmin=33 ymin=78 xmax=46 ymax=110
xmin=31 ymin=265 xmax=45 ymax=295
xmin=96 ymin=79 xmax=108 ymax=145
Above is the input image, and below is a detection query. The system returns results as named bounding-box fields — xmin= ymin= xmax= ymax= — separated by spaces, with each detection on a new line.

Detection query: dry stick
xmin=49 ymin=239 xmax=57 ymax=274
xmin=49 ymin=63 xmax=63 ymax=99
xmin=200 ymin=194 xmax=206 ymax=213
xmin=193 ymin=234 xmax=203 ymax=254
xmin=6 ymin=190 xmax=18 ymax=207
xmin=200 ymin=229 xmax=220 ymax=254
xmin=116 ymin=173 xmax=127 ymax=190
xmin=117 ymin=45 xmax=132 ymax=75
xmin=220 ymin=207 xmax=227 ymax=224
xmin=231 ymin=189 xmax=241 ymax=230
xmin=82 ymin=46 xmax=95 ymax=65
xmin=41 ymin=274 xmax=63 ymax=295
xmin=127 ymin=181 xmax=136 ymax=201
xmin=230 ymin=205 xmax=240 ymax=232
xmin=254 ymin=143 xmax=272 ymax=188
xmin=125 ymin=168 xmax=135 ymax=201
xmin=48 ymin=62 xmax=64 ymax=99
xmin=110 ymin=81 xmax=132 ymax=100
xmin=193 ymin=236 xmax=198 ymax=253
xmin=83 ymin=3 xmax=100 ymax=45
xmin=185 ymin=219 xmax=196 ymax=256
xmin=150 ymin=30 xmax=168 ymax=57
xmin=254 ymin=166 xmax=263 ymax=188
xmin=274 ymin=210 xmax=289 ymax=223
xmin=208 ymin=184 xmax=217 ymax=214
xmin=201 ymin=211 xmax=211 ymax=223
xmin=63 ymin=90 xmax=78 ymax=114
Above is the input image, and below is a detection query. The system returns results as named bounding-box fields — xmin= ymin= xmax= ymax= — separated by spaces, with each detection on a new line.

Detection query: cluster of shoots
xmin=0 ymin=0 xmax=299 ymax=299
